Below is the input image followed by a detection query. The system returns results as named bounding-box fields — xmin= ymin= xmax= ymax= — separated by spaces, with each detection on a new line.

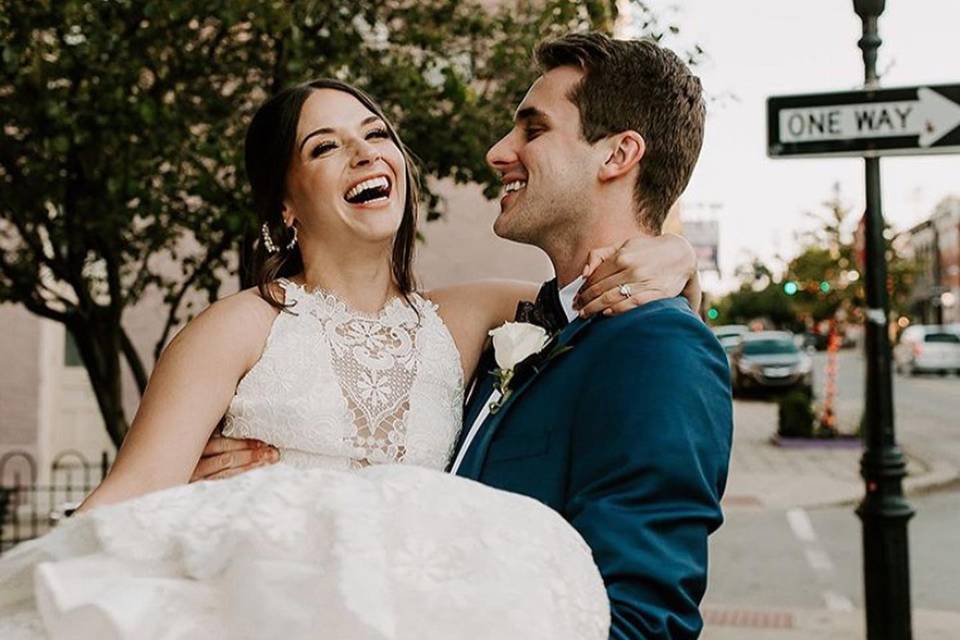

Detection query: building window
xmin=64 ymin=331 xmax=83 ymax=367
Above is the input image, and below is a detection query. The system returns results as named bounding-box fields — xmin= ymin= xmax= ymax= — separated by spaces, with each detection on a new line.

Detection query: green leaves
xmin=717 ymin=184 xmax=920 ymax=328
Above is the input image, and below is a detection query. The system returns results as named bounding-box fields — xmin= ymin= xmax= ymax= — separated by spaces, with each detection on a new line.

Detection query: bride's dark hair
xmin=245 ymin=79 xmax=421 ymax=309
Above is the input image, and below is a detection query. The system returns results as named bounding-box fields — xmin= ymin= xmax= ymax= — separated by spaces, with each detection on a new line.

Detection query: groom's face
xmin=486 ymin=66 xmax=602 ymax=246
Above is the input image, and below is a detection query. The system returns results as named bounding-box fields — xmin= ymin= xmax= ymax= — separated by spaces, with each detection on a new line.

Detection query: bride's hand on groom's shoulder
xmin=573 ymin=233 xmax=700 ymax=318
xmin=189 ymin=434 xmax=279 ymax=482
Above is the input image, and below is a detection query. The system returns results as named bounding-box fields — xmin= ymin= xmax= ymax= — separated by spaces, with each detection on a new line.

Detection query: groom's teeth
xmin=504 ymin=180 xmax=527 ymax=194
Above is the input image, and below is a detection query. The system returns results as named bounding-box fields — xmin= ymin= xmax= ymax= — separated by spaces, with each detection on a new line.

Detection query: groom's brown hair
xmin=535 ymin=32 xmax=705 ymax=234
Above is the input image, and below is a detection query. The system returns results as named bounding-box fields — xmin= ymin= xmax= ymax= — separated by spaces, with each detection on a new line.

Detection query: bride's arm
xmin=78 ymin=289 xmax=278 ymax=512
xmin=426 ymin=280 xmax=539 ymax=384
xmin=427 ymin=233 xmax=699 ymax=383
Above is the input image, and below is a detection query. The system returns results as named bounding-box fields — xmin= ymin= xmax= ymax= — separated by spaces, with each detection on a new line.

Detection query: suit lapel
xmin=451 ymin=356 xmax=497 ymax=466
xmin=456 ymin=316 xmax=595 ymax=479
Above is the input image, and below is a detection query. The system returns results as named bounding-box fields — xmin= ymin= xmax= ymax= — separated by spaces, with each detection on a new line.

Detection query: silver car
xmin=731 ymin=331 xmax=813 ymax=395
xmin=894 ymin=325 xmax=960 ymax=375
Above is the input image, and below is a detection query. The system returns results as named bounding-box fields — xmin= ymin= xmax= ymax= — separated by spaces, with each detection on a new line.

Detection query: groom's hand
xmin=189 ymin=434 xmax=280 ymax=482
xmin=574 ymin=233 xmax=700 ymax=317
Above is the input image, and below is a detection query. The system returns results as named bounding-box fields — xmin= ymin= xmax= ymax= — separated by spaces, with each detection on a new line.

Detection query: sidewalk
xmin=705 ymin=399 xmax=960 ymax=638
xmin=723 ymin=400 xmax=958 ymax=510
xmin=702 ymin=606 xmax=960 ymax=639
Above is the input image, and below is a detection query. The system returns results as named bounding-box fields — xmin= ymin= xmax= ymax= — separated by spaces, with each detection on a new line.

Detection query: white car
xmin=894 ymin=325 xmax=960 ymax=375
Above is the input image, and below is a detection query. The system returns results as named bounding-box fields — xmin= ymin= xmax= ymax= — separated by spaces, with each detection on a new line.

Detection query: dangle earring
xmin=284 ymin=225 xmax=298 ymax=251
xmin=261 ymin=222 xmax=298 ymax=253
xmin=261 ymin=222 xmax=280 ymax=254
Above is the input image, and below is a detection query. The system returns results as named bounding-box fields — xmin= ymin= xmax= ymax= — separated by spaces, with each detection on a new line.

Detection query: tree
xmin=715 ymin=280 xmax=798 ymax=329
xmin=713 ymin=184 xmax=918 ymax=331
xmin=0 ymin=1 xmax=678 ymax=445
xmin=785 ymin=184 xmax=917 ymax=325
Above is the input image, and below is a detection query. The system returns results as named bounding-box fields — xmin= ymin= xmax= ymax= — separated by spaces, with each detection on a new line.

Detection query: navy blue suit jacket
xmin=452 ymin=297 xmax=732 ymax=639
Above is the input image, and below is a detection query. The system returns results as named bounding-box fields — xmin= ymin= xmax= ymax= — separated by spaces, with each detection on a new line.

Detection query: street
xmin=812 ymin=350 xmax=960 ymax=469
xmin=703 ymin=350 xmax=960 ymax=636
xmin=707 ymin=490 xmax=960 ymax=613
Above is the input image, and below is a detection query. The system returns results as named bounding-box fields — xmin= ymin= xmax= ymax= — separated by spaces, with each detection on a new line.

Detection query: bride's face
xmin=283 ymin=89 xmax=407 ymax=247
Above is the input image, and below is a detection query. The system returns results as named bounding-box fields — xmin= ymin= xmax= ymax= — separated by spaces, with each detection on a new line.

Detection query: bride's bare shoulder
xmin=198 ymin=286 xmax=280 ymax=330
xmin=162 ymin=286 xmax=281 ymax=368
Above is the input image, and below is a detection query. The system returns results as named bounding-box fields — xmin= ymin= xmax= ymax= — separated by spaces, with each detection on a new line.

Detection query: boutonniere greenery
xmin=487 ymin=322 xmax=573 ymax=414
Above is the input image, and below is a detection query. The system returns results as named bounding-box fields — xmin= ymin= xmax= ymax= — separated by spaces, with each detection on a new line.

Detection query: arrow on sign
xmin=778 ymin=87 xmax=960 ymax=147
xmin=918 ymin=88 xmax=960 ymax=146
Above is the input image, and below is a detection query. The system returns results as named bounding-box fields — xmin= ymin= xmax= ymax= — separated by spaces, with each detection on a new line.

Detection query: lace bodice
xmin=222 ymin=280 xmax=464 ymax=471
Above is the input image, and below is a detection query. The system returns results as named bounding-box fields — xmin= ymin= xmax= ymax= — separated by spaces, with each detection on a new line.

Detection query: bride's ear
xmin=281 ymin=203 xmax=297 ymax=229
xmin=597 ymin=132 xmax=645 ymax=183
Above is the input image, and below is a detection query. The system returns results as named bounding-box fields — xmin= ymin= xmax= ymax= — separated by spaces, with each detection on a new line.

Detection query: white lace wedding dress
xmin=0 ymin=281 xmax=609 ymax=640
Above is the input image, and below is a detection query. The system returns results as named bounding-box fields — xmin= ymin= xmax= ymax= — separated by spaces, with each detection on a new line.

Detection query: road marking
xmin=823 ymin=590 xmax=855 ymax=612
xmin=786 ymin=508 xmax=818 ymax=543
xmin=784 ymin=471 xmax=857 ymax=611
xmin=804 ymin=548 xmax=835 ymax=573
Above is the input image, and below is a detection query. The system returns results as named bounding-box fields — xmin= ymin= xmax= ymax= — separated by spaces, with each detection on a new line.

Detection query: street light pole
xmin=851 ymin=2 xmax=915 ymax=639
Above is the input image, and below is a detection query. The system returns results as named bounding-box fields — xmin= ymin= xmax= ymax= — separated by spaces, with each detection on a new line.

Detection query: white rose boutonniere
xmin=487 ymin=322 xmax=551 ymax=413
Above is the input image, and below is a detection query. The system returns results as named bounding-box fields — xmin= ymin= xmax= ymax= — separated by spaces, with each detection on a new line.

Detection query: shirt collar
xmin=557 ymin=276 xmax=584 ymax=323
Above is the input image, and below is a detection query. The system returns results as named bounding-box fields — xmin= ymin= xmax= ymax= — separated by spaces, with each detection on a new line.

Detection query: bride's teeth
xmin=503 ymin=180 xmax=527 ymax=194
xmin=345 ymin=176 xmax=390 ymax=201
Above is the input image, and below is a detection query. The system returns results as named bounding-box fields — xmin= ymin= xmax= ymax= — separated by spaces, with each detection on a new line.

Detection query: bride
xmin=0 ymin=79 xmax=697 ymax=639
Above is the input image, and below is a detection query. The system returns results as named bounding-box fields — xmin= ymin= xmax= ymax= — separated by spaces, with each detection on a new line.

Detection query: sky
xmin=629 ymin=0 xmax=960 ymax=292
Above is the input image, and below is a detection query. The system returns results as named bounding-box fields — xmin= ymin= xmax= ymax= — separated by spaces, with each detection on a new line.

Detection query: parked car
xmin=712 ymin=324 xmax=749 ymax=356
xmin=893 ymin=325 xmax=960 ymax=375
xmin=731 ymin=331 xmax=813 ymax=396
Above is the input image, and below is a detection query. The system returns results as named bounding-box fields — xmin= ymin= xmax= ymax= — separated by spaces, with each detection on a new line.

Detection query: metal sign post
xmin=851 ymin=4 xmax=915 ymax=638
xmin=765 ymin=1 xmax=929 ymax=637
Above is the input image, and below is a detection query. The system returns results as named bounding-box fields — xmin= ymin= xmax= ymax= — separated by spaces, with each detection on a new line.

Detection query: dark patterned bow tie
xmin=514 ymin=278 xmax=569 ymax=334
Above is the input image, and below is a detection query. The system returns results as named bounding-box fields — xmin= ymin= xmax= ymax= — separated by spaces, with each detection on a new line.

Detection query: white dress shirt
xmin=449 ymin=276 xmax=584 ymax=474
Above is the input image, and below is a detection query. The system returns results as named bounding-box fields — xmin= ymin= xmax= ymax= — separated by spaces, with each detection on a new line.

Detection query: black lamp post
xmin=851 ymin=1 xmax=915 ymax=639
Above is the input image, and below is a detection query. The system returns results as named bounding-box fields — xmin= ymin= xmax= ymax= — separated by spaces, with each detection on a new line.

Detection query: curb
xmin=804 ymin=455 xmax=959 ymax=510
xmin=770 ymin=435 xmax=862 ymax=449
xmin=903 ymin=455 xmax=960 ymax=497
xmin=724 ymin=450 xmax=959 ymax=511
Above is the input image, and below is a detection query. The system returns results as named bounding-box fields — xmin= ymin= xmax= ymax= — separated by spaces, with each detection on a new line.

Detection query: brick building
xmin=904 ymin=196 xmax=960 ymax=325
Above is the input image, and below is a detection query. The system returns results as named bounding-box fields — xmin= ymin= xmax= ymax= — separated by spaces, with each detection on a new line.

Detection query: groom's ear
xmin=597 ymin=131 xmax=646 ymax=183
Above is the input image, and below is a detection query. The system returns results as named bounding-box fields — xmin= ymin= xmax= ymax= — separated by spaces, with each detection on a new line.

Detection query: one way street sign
xmin=767 ymin=84 xmax=960 ymax=158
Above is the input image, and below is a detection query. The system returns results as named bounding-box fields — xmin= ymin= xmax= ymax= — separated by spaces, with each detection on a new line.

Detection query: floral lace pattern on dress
xmin=221 ymin=280 xmax=463 ymax=471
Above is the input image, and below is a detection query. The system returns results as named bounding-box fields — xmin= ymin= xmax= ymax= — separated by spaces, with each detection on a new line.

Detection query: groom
xmin=448 ymin=33 xmax=731 ymax=639
xmin=192 ymin=33 xmax=731 ymax=640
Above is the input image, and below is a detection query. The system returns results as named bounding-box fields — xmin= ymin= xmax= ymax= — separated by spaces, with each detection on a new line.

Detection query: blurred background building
xmin=904 ymin=196 xmax=960 ymax=325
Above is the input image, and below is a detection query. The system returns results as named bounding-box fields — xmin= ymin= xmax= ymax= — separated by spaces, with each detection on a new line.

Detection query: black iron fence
xmin=0 ymin=449 xmax=111 ymax=554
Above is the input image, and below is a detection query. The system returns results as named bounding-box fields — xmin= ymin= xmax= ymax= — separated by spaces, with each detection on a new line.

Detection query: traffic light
xmin=784 ymin=281 xmax=799 ymax=296
xmin=819 ymin=281 xmax=831 ymax=293
xmin=706 ymin=308 xmax=719 ymax=321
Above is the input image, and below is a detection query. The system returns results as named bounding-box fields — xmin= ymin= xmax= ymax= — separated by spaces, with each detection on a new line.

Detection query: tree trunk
xmin=120 ymin=327 xmax=148 ymax=396
xmin=67 ymin=318 xmax=131 ymax=448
